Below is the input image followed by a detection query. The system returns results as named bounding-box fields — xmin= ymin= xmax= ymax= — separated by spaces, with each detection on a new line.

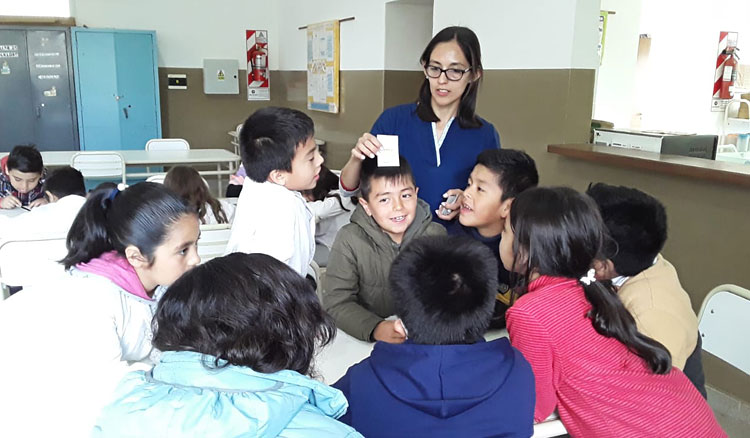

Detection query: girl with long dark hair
xmin=164 ymin=165 xmax=234 ymax=224
xmin=501 ymin=187 xmax=724 ymax=437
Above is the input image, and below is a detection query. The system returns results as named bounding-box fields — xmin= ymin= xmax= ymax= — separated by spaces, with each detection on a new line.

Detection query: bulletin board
xmin=306 ymin=20 xmax=340 ymax=113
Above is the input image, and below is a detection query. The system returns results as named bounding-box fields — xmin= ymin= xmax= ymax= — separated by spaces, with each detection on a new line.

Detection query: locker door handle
xmin=123 ymin=108 xmax=129 ymax=119
xmin=36 ymin=103 xmax=45 ymax=118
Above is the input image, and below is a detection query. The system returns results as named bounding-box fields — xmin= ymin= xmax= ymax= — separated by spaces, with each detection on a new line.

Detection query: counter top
xmin=548 ymin=144 xmax=750 ymax=187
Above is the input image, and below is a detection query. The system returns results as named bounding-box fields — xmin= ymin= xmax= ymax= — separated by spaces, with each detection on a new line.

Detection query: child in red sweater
xmin=502 ymin=187 xmax=724 ymax=438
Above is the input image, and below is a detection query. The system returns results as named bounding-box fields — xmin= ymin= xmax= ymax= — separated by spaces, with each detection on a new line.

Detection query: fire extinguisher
xmin=720 ymin=49 xmax=739 ymax=99
xmin=250 ymin=45 xmax=267 ymax=83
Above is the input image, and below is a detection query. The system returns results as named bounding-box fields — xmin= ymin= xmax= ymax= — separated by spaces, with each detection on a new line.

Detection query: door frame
xmin=70 ymin=27 xmax=162 ymax=150
xmin=0 ymin=25 xmax=80 ymax=150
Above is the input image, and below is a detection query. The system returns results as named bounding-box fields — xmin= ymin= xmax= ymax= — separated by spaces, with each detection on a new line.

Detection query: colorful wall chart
xmin=306 ymin=20 xmax=340 ymax=113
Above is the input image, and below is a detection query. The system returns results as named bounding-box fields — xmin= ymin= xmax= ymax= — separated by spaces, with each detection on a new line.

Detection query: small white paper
xmin=376 ymin=135 xmax=400 ymax=167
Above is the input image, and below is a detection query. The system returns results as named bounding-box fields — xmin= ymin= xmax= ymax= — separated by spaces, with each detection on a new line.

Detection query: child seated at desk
xmin=1 ymin=145 xmax=47 ymax=209
xmin=0 ymin=182 xmax=200 ymax=437
xmin=503 ymin=187 xmax=724 ymax=437
xmin=94 ymin=253 xmax=361 ymax=438
xmin=164 ymin=165 xmax=235 ymax=224
xmin=0 ymin=166 xmax=86 ymax=239
xmin=302 ymin=166 xmax=355 ymax=267
xmin=445 ymin=149 xmax=538 ymax=328
xmin=225 ymin=107 xmax=324 ymax=278
xmin=587 ymin=182 xmax=706 ymax=397
xmin=323 ymin=156 xmax=445 ymax=343
xmin=333 ymin=235 xmax=535 ymax=438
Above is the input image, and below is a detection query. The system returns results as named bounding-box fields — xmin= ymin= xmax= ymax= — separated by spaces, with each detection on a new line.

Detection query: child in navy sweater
xmin=334 ymin=235 xmax=535 ymax=438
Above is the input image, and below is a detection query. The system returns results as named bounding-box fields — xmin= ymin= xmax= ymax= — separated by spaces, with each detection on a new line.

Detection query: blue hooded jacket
xmin=333 ymin=338 xmax=535 ymax=438
xmin=93 ymin=351 xmax=362 ymax=438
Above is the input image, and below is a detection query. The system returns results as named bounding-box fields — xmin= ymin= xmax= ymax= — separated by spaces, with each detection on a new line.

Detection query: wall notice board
xmin=306 ymin=20 xmax=339 ymax=113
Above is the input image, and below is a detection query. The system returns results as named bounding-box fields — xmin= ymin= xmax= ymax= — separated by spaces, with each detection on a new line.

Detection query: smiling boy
xmin=323 ymin=156 xmax=445 ymax=342
xmin=1 ymin=145 xmax=47 ymax=209
xmin=225 ymin=107 xmax=324 ymax=277
xmin=446 ymin=149 xmax=538 ymax=328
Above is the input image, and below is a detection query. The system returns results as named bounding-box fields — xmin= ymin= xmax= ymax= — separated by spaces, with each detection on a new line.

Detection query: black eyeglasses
xmin=424 ymin=65 xmax=472 ymax=81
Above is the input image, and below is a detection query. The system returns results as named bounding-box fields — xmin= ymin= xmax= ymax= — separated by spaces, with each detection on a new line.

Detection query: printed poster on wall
xmin=246 ymin=30 xmax=269 ymax=101
xmin=306 ymin=20 xmax=340 ymax=113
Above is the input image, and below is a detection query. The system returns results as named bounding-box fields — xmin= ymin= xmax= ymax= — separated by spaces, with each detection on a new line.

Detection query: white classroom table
xmin=315 ymin=328 xmax=568 ymax=438
xmin=0 ymin=208 xmax=27 ymax=219
xmin=1 ymin=149 xmax=241 ymax=194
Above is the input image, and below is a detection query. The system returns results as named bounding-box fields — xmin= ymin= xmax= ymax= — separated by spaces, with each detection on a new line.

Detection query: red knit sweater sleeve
xmin=507 ymin=304 xmax=557 ymax=423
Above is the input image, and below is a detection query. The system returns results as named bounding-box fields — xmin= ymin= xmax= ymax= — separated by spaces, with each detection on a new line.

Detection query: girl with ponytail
xmin=501 ymin=187 xmax=724 ymax=437
xmin=0 ymin=182 xmax=200 ymax=437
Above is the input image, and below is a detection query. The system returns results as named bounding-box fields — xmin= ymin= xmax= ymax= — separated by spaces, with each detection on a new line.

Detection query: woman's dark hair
xmin=61 ymin=182 xmax=195 ymax=269
xmin=153 ymin=252 xmax=336 ymax=376
xmin=164 ymin=166 xmax=228 ymax=224
xmin=301 ymin=166 xmax=352 ymax=211
xmin=416 ymin=26 xmax=484 ymax=129
xmin=509 ymin=187 xmax=672 ymax=374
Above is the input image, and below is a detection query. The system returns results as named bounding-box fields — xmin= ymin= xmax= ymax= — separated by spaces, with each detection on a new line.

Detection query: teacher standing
xmin=339 ymin=26 xmax=500 ymax=221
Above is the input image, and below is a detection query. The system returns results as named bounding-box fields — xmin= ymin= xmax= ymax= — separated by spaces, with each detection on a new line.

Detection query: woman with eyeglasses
xmin=338 ymin=26 xmax=500 ymax=222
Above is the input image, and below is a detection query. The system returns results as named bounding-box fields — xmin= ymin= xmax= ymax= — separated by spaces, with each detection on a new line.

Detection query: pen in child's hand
xmin=21 ymin=206 xmax=31 ymax=211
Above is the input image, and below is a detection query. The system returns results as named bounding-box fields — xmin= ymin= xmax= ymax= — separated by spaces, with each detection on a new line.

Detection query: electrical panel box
xmin=203 ymin=59 xmax=239 ymax=94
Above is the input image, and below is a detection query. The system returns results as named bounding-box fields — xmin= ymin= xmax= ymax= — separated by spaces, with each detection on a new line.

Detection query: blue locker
xmin=72 ymin=28 xmax=161 ymax=151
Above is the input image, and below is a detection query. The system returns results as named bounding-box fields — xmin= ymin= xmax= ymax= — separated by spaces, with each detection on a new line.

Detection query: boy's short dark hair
xmin=239 ymin=107 xmax=314 ymax=182
xmin=359 ymin=155 xmax=415 ymax=200
xmin=7 ymin=145 xmax=43 ymax=174
xmin=389 ymin=235 xmax=498 ymax=345
xmin=586 ymin=182 xmax=667 ymax=276
xmin=43 ymin=166 xmax=85 ymax=198
xmin=475 ymin=149 xmax=538 ymax=201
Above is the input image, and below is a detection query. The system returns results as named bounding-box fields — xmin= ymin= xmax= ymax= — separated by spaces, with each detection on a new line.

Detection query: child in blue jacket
xmin=333 ymin=235 xmax=535 ymax=438
xmin=94 ymin=252 xmax=362 ymax=438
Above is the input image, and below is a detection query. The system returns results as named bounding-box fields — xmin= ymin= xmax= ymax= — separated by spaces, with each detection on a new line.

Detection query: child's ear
xmin=592 ymin=259 xmax=618 ymax=280
xmin=394 ymin=318 xmax=408 ymax=339
xmin=268 ymin=169 xmax=287 ymax=186
xmin=358 ymin=197 xmax=373 ymax=216
xmin=499 ymin=197 xmax=513 ymax=218
xmin=124 ymin=245 xmax=149 ymax=269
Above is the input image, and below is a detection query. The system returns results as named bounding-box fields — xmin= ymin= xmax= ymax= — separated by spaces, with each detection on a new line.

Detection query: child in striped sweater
xmin=501 ymin=187 xmax=724 ymax=438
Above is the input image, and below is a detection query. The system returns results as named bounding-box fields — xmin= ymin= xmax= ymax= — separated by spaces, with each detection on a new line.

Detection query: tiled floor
xmin=707 ymin=386 xmax=750 ymax=438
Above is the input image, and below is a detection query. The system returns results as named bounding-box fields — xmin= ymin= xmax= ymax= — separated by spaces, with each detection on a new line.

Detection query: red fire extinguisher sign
xmin=712 ymin=31 xmax=739 ymax=111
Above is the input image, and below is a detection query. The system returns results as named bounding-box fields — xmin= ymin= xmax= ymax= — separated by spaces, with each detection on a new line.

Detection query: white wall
xmin=385 ymin=1 xmax=433 ymax=71
xmin=593 ymin=0 xmax=643 ymax=127
xmin=432 ymin=0 xmax=599 ymax=70
xmin=637 ymin=0 xmax=750 ymax=134
xmin=72 ymin=0 xmax=278 ymax=69
xmin=1 ymin=0 xmax=70 ymax=17
xmin=594 ymin=0 xmax=750 ymax=135
xmin=275 ymin=0 xmax=389 ymax=71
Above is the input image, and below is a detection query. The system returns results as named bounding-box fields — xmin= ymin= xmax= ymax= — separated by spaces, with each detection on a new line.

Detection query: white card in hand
xmin=376 ymin=135 xmax=400 ymax=167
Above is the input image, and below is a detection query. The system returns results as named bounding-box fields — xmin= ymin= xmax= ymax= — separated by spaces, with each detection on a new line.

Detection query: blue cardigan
xmin=333 ymin=338 xmax=535 ymax=438
xmin=371 ymin=103 xmax=500 ymax=214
